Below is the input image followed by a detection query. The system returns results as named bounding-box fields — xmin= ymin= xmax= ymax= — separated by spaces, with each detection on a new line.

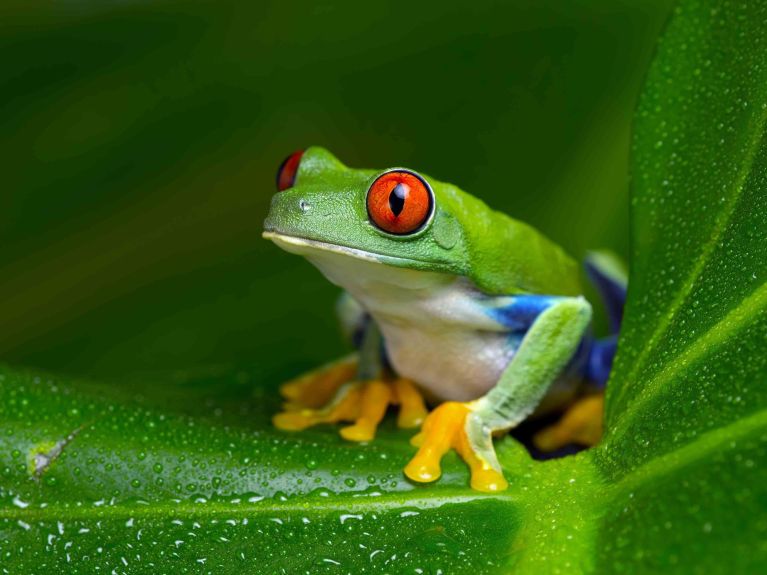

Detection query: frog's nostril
xmin=299 ymin=199 xmax=311 ymax=213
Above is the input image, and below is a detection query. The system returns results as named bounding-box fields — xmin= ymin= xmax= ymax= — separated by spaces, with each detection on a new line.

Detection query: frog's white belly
xmin=377 ymin=321 xmax=514 ymax=401
xmin=296 ymin=244 xmax=515 ymax=401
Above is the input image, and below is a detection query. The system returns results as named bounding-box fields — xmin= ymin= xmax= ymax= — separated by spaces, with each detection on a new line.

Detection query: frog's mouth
xmin=262 ymin=231 xmax=420 ymax=267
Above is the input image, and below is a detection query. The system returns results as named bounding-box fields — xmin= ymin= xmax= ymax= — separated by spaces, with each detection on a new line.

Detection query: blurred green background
xmin=0 ymin=0 xmax=671 ymax=383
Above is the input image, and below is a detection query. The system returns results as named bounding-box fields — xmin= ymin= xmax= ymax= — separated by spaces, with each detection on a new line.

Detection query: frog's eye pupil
xmin=388 ymin=183 xmax=408 ymax=216
xmin=367 ymin=170 xmax=434 ymax=235
xmin=276 ymin=150 xmax=304 ymax=192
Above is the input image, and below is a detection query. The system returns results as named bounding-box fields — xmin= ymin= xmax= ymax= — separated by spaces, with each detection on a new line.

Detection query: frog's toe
xmin=339 ymin=380 xmax=391 ymax=442
xmin=467 ymin=467 xmax=508 ymax=493
xmin=272 ymin=410 xmax=315 ymax=431
xmin=533 ymin=393 xmax=604 ymax=452
xmin=279 ymin=355 xmax=358 ymax=409
xmin=404 ymin=453 xmax=443 ymax=483
xmin=404 ymin=402 xmax=463 ymax=483
xmin=273 ymin=382 xmax=362 ymax=432
xmin=392 ymin=378 xmax=428 ymax=429
xmin=272 ymin=408 xmax=328 ymax=432
xmin=404 ymin=402 xmax=508 ymax=492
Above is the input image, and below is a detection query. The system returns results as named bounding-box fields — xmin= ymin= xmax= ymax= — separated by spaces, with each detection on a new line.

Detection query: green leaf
xmin=590 ymin=0 xmax=767 ymax=569
xmin=603 ymin=0 xmax=767 ymax=474
xmin=2 ymin=0 xmax=767 ymax=572
xmin=0 ymin=369 xmax=527 ymax=573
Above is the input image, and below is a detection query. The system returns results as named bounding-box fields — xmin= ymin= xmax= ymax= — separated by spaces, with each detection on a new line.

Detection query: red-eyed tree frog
xmin=263 ymin=147 xmax=627 ymax=492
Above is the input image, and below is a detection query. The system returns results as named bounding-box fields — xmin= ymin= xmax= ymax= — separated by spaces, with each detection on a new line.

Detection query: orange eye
xmin=276 ymin=150 xmax=304 ymax=191
xmin=366 ymin=170 xmax=434 ymax=235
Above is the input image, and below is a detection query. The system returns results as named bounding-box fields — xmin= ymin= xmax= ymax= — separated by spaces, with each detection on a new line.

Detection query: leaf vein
xmin=609 ymin=406 xmax=767 ymax=498
xmin=611 ymin=97 xmax=767 ymax=420
xmin=608 ymin=279 xmax=767 ymax=444
xmin=0 ymin=491 xmax=507 ymax=523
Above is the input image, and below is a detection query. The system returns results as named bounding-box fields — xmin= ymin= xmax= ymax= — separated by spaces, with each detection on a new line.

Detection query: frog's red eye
xmin=276 ymin=150 xmax=304 ymax=191
xmin=367 ymin=170 xmax=434 ymax=235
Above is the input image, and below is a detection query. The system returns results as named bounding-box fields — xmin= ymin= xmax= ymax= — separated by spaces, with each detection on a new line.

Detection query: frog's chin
xmin=262 ymin=231 xmax=455 ymax=291
xmin=262 ymin=231 xmax=413 ymax=266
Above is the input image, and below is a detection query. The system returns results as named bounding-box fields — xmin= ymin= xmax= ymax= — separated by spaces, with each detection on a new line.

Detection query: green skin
xmin=265 ymin=147 xmax=581 ymax=296
xmin=263 ymin=147 xmax=591 ymax=487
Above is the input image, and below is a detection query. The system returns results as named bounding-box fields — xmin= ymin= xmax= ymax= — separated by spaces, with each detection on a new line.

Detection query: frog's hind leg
xmin=532 ymin=393 xmax=604 ymax=452
xmin=530 ymin=252 xmax=626 ymax=452
xmin=529 ymin=336 xmax=613 ymax=454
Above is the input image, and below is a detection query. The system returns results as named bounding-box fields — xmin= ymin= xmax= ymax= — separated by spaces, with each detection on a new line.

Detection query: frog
xmin=263 ymin=147 xmax=627 ymax=492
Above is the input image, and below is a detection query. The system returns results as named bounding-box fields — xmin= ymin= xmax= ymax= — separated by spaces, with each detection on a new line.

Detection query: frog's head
xmin=263 ymin=146 xmax=471 ymax=276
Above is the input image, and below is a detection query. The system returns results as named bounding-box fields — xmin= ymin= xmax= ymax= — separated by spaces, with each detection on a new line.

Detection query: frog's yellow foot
xmin=404 ymin=402 xmax=508 ymax=493
xmin=273 ymin=377 xmax=428 ymax=442
xmin=533 ymin=393 xmax=604 ymax=452
xmin=279 ymin=356 xmax=358 ymax=410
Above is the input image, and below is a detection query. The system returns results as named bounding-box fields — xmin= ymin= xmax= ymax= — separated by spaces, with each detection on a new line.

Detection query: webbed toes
xmin=274 ymin=372 xmax=432 ymax=445
xmin=274 ymin=380 xmax=397 ymax=442
xmin=404 ymin=402 xmax=508 ymax=492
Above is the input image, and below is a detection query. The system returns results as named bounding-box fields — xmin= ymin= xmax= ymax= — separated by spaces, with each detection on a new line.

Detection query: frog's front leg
xmin=405 ymin=297 xmax=592 ymax=492
xmin=273 ymin=321 xmax=428 ymax=441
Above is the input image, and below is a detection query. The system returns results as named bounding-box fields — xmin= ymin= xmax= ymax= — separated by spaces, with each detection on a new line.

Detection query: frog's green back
xmin=437 ymin=182 xmax=581 ymax=297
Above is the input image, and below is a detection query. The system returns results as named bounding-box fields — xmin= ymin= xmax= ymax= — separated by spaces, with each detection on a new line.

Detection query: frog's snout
xmin=263 ymin=188 xmax=314 ymax=235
